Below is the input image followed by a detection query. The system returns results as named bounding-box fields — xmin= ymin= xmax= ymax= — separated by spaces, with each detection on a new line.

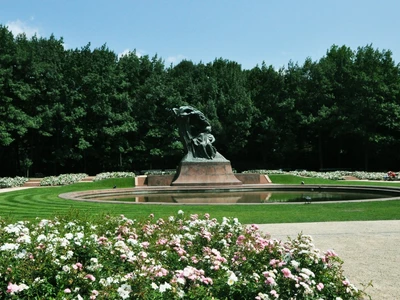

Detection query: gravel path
xmin=257 ymin=220 xmax=400 ymax=299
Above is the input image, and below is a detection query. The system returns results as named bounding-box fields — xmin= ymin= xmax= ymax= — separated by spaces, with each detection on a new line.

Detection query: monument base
xmin=172 ymin=154 xmax=242 ymax=186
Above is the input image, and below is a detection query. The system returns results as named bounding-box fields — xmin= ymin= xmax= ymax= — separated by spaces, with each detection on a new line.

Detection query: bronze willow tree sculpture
xmin=171 ymin=105 xmax=242 ymax=186
xmin=173 ymin=106 xmax=217 ymax=160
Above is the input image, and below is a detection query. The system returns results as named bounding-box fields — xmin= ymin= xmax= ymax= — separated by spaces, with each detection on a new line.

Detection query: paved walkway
xmin=258 ymin=220 xmax=400 ymax=299
xmin=0 ymin=187 xmax=35 ymax=193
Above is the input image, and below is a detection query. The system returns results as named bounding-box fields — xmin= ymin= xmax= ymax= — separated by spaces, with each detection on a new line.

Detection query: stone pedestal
xmin=172 ymin=153 xmax=242 ymax=186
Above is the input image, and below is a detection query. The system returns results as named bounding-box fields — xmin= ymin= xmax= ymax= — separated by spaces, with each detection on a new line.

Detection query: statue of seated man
xmin=192 ymin=125 xmax=216 ymax=159
xmin=173 ymin=106 xmax=217 ymax=160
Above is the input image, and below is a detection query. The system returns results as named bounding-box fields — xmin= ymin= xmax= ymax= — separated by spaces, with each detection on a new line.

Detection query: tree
xmin=24 ymin=34 xmax=66 ymax=176
xmin=351 ymin=45 xmax=400 ymax=170
xmin=128 ymin=54 xmax=182 ymax=170
xmin=202 ymin=58 xmax=256 ymax=160
xmin=245 ymin=62 xmax=288 ymax=169
xmin=0 ymin=25 xmax=17 ymax=175
xmin=313 ymin=45 xmax=356 ymax=169
xmin=2 ymin=25 xmax=400 ymax=175
xmin=294 ymin=57 xmax=338 ymax=170
xmin=60 ymin=44 xmax=139 ymax=174
xmin=0 ymin=30 xmax=43 ymax=175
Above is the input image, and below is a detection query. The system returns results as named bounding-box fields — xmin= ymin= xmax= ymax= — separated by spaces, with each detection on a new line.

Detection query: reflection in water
xmin=97 ymin=190 xmax=390 ymax=204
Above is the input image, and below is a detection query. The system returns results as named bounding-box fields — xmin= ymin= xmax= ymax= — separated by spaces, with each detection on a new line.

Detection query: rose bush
xmin=0 ymin=212 xmax=367 ymax=299
xmin=40 ymin=174 xmax=88 ymax=186
xmin=143 ymin=170 xmax=176 ymax=175
xmin=243 ymin=170 xmax=287 ymax=175
xmin=244 ymin=169 xmax=395 ymax=181
xmin=289 ymin=171 xmax=352 ymax=180
xmin=0 ymin=177 xmax=28 ymax=188
xmin=93 ymin=172 xmax=135 ymax=182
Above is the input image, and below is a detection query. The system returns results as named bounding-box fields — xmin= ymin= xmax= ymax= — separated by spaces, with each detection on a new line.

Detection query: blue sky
xmin=2 ymin=0 xmax=400 ymax=70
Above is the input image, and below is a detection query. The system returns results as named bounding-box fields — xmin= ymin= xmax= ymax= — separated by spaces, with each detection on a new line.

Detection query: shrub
xmin=0 ymin=177 xmax=28 ymax=188
xmin=0 ymin=213 xmax=367 ymax=299
xmin=243 ymin=170 xmax=396 ymax=181
xmin=40 ymin=174 xmax=88 ymax=186
xmin=242 ymin=170 xmax=287 ymax=175
xmin=93 ymin=172 xmax=135 ymax=182
xmin=351 ymin=171 xmax=387 ymax=181
xmin=144 ymin=170 xmax=176 ymax=175
xmin=289 ymin=170 xmax=352 ymax=180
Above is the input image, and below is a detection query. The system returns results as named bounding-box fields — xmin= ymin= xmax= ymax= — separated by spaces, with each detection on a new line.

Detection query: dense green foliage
xmin=1 ymin=25 xmax=400 ymax=176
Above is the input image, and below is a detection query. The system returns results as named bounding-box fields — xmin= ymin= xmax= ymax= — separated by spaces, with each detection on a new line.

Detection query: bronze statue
xmin=171 ymin=105 xmax=242 ymax=186
xmin=173 ymin=106 xmax=217 ymax=160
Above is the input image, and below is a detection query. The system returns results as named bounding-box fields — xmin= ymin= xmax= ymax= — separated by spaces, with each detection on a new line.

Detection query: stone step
xmin=80 ymin=177 xmax=95 ymax=182
xmin=23 ymin=179 xmax=42 ymax=187
xmin=343 ymin=176 xmax=359 ymax=180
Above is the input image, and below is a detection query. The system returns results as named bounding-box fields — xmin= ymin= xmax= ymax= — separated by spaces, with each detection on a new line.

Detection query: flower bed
xmin=289 ymin=170 xmax=353 ymax=180
xmin=244 ymin=169 xmax=396 ymax=181
xmin=143 ymin=170 xmax=176 ymax=175
xmin=93 ymin=172 xmax=135 ymax=182
xmin=40 ymin=174 xmax=88 ymax=186
xmin=351 ymin=171 xmax=387 ymax=181
xmin=0 ymin=212 xmax=367 ymax=299
xmin=242 ymin=170 xmax=287 ymax=175
xmin=0 ymin=177 xmax=28 ymax=189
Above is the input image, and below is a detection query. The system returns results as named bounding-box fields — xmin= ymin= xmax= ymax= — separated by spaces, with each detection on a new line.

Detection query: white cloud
xmin=62 ymin=42 xmax=71 ymax=50
xmin=6 ymin=19 xmax=40 ymax=38
xmin=166 ymin=54 xmax=186 ymax=65
xmin=118 ymin=49 xmax=144 ymax=59
xmin=118 ymin=50 xmax=185 ymax=65
xmin=119 ymin=49 xmax=131 ymax=58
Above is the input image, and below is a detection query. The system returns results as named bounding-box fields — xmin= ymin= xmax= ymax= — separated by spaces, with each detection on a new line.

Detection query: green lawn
xmin=1 ymin=175 xmax=400 ymax=223
xmin=270 ymin=174 xmax=400 ymax=186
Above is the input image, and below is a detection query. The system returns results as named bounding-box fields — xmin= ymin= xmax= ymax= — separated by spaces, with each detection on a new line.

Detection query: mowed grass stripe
xmin=269 ymin=174 xmax=400 ymax=187
xmin=1 ymin=176 xmax=400 ymax=223
xmin=0 ymin=179 xmax=134 ymax=219
xmin=2 ymin=196 xmax=400 ymax=224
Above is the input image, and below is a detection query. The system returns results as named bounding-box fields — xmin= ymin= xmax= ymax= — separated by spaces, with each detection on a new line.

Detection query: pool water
xmin=96 ymin=190 xmax=392 ymax=204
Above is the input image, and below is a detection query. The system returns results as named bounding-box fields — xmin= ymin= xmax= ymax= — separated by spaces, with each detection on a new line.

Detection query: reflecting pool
xmin=93 ymin=190 xmax=393 ymax=204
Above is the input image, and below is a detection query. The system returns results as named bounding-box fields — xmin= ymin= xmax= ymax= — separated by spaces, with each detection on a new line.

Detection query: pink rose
xmin=281 ymin=267 xmax=292 ymax=278
xmin=85 ymin=274 xmax=96 ymax=281
xmin=7 ymin=283 xmax=20 ymax=294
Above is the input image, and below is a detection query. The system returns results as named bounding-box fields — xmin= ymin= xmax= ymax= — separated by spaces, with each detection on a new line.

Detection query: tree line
xmin=1 ymin=24 xmax=400 ymax=177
